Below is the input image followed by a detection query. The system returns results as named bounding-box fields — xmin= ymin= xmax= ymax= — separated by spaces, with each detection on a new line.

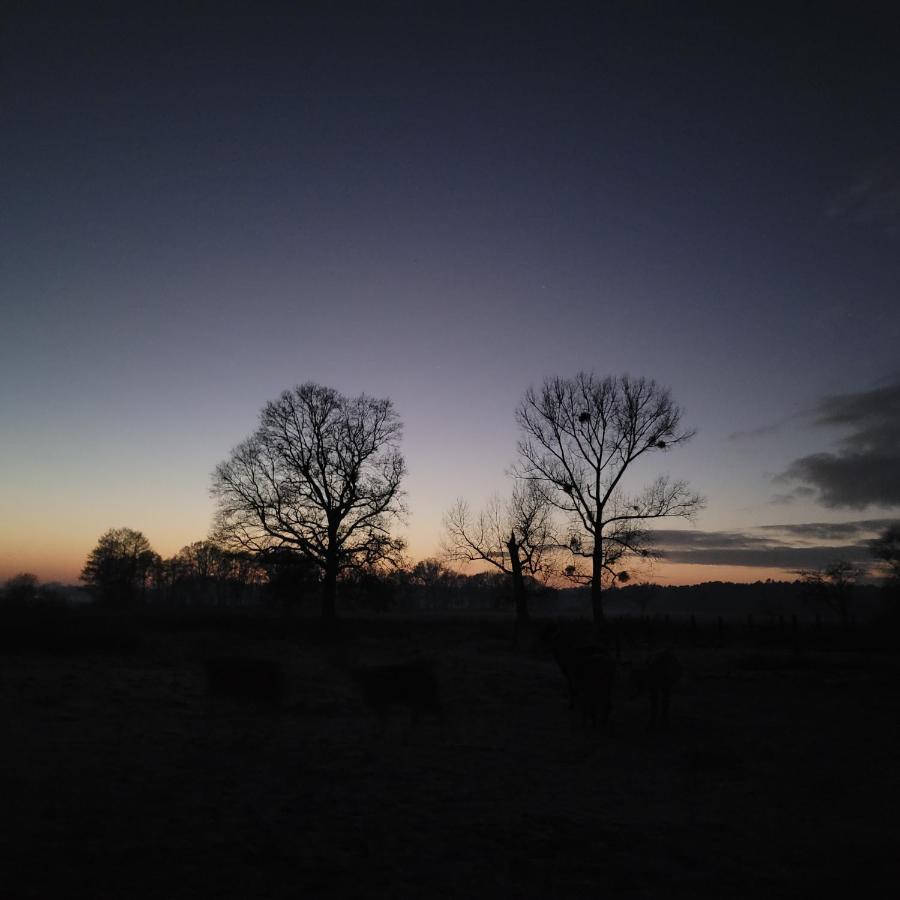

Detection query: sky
xmin=2 ymin=2 xmax=899 ymax=585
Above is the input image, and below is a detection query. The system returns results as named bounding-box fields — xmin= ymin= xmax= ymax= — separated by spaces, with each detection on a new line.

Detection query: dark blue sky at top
xmin=1 ymin=2 xmax=898 ymax=578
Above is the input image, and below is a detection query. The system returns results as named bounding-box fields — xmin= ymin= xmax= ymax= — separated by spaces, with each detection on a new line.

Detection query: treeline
xmin=0 ymin=573 xmax=81 ymax=609
xmin=1 ymin=531 xmax=557 ymax=615
xmin=5 ymin=547 xmax=896 ymax=626
xmin=5 ymin=523 xmax=897 ymax=625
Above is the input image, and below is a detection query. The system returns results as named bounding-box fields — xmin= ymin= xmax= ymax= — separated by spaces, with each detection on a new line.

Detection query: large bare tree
xmin=211 ymin=383 xmax=406 ymax=620
xmin=515 ymin=373 xmax=703 ymax=626
xmin=442 ymin=481 xmax=554 ymax=631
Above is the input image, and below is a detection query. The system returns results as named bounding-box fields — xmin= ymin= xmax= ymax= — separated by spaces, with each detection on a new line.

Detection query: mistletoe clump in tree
xmin=515 ymin=372 xmax=703 ymax=627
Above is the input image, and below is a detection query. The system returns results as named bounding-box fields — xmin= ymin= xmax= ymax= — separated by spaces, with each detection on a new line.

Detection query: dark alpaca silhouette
xmin=631 ymin=649 xmax=682 ymax=728
xmin=545 ymin=626 xmax=585 ymax=708
xmin=350 ymin=658 xmax=443 ymax=727
xmin=546 ymin=626 xmax=615 ymax=728
xmin=576 ymin=651 xmax=616 ymax=729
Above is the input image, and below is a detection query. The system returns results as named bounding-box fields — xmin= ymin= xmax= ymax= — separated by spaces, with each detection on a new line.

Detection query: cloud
xmin=650 ymin=528 xmax=873 ymax=570
xmin=727 ymin=421 xmax=784 ymax=442
xmin=777 ymin=381 xmax=900 ymax=509
xmin=770 ymin=486 xmax=815 ymax=506
xmin=727 ymin=411 xmax=805 ymax=443
xmin=757 ymin=519 xmax=898 ymax=541
xmin=827 ymin=157 xmax=900 ymax=239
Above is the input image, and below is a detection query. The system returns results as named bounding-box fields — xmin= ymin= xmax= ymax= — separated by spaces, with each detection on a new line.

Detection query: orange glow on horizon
xmin=636 ymin=562 xmax=799 ymax=586
xmin=2 ymin=520 xmax=801 ymax=588
xmin=0 ymin=543 xmax=803 ymax=589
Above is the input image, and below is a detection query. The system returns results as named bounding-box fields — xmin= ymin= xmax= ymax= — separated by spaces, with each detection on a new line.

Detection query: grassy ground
xmin=2 ymin=614 xmax=899 ymax=898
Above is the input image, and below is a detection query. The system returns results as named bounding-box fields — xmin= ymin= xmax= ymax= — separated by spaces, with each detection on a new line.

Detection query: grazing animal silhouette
xmin=546 ymin=626 xmax=615 ymax=728
xmin=203 ymin=657 xmax=287 ymax=705
xmin=631 ymin=649 xmax=681 ymax=728
xmin=350 ymin=658 xmax=442 ymax=726
xmin=545 ymin=626 xmax=583 ymax=708
xmin=577 ymin=650 xmax=616 ymax=729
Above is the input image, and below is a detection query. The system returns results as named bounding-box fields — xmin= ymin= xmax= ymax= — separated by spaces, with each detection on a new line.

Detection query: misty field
xmin=2 ymin=613 xmax=899 ymax=898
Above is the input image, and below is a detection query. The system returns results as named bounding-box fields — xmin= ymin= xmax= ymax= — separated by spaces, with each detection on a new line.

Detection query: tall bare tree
xmin=442 ymin=481 xmax=554 ymax=628
xmin=211 ymin=383 xmax=406 ymax=620
xmin=515 ymin=373 xmax=703 ymax=626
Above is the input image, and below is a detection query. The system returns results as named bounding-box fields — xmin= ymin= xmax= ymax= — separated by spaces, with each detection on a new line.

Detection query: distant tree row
xmin=78 ymin=529 xmax=288 ymax=609
xmin=71 ymin=530 xmax=547 ymax=614
xmin=0 ymin=572 xmax=74 ymax=609
xmin=797 ymin=527 xmax=900 ymax=626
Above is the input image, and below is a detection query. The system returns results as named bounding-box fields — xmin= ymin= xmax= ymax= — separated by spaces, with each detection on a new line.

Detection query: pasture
xmin=2 ymin=613 xmax=898 ymax=898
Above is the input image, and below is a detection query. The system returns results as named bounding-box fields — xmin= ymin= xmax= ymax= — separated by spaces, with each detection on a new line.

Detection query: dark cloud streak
xmin=757 ymin=519 xmax=898 ymax=540
xmin=650 ymin=528 xmax=874 ymax=570
xmin=777 ymin=381 xmax=900 ymax=509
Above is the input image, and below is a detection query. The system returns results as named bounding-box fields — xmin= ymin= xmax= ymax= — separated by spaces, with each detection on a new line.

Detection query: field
xmin=2 ymin=613 xmax=899 ymax=898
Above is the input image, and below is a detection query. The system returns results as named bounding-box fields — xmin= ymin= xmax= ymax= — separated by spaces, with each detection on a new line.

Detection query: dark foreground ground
xmin=2 ymin=613 xmax=899 ymax=898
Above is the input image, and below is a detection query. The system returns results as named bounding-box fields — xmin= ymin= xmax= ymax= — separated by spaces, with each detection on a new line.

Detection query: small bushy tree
xmin=799 ymin=560 xmax=864 ymax=627
xmin=871 ymin=525 xmax=900 ymax=582
xmin=81 ymin=528 xmax=159 ymax=607
xmin=3 ymin=573 xmax=40 ymax=606
xmin=871 ymin=524 xmax=900 ymax=618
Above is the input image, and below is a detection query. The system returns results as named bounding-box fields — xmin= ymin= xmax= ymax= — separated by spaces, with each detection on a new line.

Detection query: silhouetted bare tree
xmin=871 ymin=524 xmax=900 ymax=618
xmin=80 ymin=527 xmax=159 ymax=606
xmin=515 ymin=373 xmax=703 ymax=627
xmin=442 ymin=482 xmax=554 ymax=628
xmin=799 ymin=560 xmax=865 ymax=627
xmin=871 ymin=524 xmax=900 ymax=582
xmin=211 ymin=383 xmax=406 ymax=620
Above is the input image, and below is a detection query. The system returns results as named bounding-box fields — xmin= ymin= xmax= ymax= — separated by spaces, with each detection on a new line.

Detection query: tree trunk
xmin=591 ymin=539 xmax=605 ymax=629
xmin=322 ymin=545 xmax=338 ymax=622
xmin=507 ymin=532 xmax=529 ymax=624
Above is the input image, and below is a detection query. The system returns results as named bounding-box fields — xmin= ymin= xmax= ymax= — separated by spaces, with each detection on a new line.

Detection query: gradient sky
xmin=2 ymin=3 xmax=898 ymax=585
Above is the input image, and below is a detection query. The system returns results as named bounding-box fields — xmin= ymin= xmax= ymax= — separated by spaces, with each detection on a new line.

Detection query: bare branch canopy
xmin=211 ymin=382 xmax=406 ymax=619
xmin=515 ymin=372 xmax=704 ymax=624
